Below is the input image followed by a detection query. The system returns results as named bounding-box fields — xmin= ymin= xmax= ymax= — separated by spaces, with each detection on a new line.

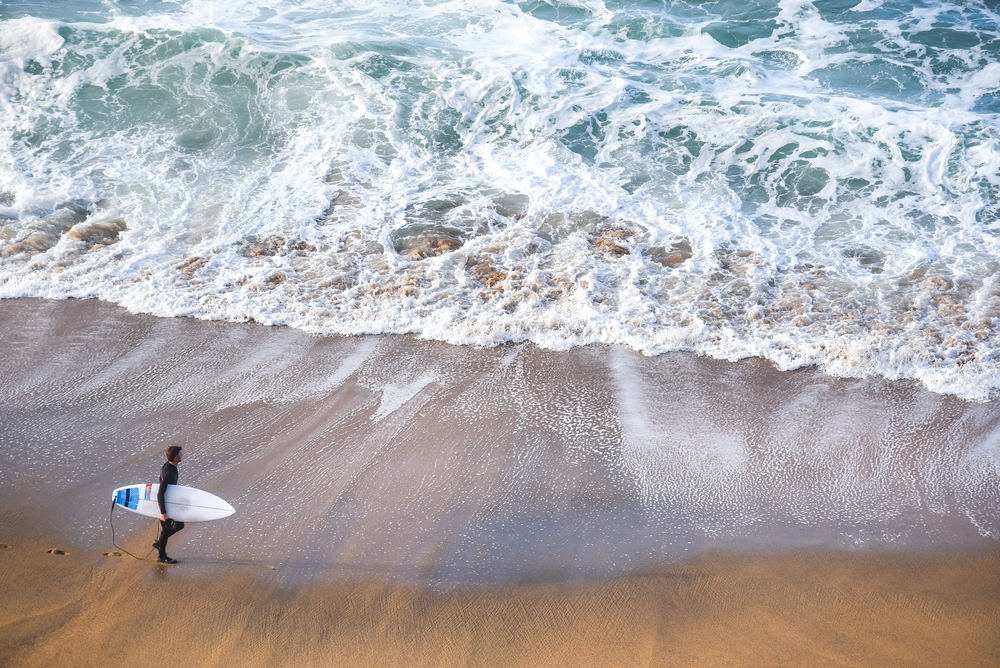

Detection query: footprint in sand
xmin=46 ymin=549 xmax=69 ymax=555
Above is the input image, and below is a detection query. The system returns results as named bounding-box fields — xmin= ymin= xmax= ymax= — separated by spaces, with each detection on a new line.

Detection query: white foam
xmin=851 ymin=0 xmax=886 ymax=10
xmin=371 ymin=374 xmax=437 ymax=423
xmin=0 ymin=16 xmax=64 ymax=67
xmin=2 ymin=0 xmax=1000 ymax=399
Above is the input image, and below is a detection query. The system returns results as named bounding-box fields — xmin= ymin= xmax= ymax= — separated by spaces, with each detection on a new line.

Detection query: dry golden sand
xmin=1 ymin=539 xmax=998 ymax=667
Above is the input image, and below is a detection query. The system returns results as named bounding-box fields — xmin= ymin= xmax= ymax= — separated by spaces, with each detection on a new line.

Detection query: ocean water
xmin=1 ymin=0 xmax=999 ymax=399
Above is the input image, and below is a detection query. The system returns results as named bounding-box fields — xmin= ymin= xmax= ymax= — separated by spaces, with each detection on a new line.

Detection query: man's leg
xmin=156 ymin=520 xmax=170 ymax=558
xmin=156 ymin=519 xmax=184 ymax=560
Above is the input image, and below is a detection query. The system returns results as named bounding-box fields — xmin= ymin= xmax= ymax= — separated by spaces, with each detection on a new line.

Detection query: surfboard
xmin=112 ymin=483 xmax=235 ymax=522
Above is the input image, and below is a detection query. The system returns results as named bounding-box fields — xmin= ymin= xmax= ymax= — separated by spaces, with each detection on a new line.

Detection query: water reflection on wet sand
xmin=2 ymin=298 xmax=999 ymax=665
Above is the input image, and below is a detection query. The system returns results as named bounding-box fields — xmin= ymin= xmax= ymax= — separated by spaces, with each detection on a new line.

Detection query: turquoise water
xmin=2 ymin=0 xmax=1000 ymax=398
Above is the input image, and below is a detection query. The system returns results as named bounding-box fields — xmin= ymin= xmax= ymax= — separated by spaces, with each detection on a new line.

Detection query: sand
xmin=1 ymin=297 xmax=999 ymax=666
xmin=2 ymin=539 xmax=998 ymax=667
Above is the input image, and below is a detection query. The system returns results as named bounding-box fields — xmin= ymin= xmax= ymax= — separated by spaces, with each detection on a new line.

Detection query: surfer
xmin=153 ymin=446 xmax=185 ymax=564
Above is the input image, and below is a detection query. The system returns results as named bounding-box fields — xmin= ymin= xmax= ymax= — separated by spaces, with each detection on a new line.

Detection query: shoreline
xmin=2 ymin=296 xmax=999 ymax=575
xmin=1 ymin=296 xmax=999 ymax=664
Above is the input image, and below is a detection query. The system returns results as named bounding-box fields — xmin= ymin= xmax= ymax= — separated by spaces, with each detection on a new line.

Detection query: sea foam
xmin=2 ymin=0 xmax=1000 ymax=398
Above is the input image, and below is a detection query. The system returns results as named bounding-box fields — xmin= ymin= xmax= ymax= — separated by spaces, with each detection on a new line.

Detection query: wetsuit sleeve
xmin=157 ymin=463 xmax=178 ymax=515
xmin=157 ymin=480 xmax=167 ymax=515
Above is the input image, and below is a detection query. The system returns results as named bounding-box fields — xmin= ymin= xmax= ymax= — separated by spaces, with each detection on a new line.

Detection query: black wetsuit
xmin=156 ymin=461 xmax=184 ymax=558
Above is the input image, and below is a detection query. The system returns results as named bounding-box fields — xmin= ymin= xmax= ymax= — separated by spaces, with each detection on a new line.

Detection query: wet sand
xmin=2 ymin=537 xmax=998 ymax=667
xmin=1 ymin=297 xmax=999 ymax=665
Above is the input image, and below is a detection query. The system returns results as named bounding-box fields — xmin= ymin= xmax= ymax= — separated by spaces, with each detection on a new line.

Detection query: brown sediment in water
xmin=0 ymin=297 xmax=998 ymax=665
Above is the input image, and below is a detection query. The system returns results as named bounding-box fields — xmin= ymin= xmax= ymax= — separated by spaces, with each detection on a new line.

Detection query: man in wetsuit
xmin=153 ymin=445 xmax=184 ymax=564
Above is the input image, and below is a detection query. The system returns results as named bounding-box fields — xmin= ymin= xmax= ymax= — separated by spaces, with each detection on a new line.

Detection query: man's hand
xmin=160 ymin=514 xmax=168 ymax=521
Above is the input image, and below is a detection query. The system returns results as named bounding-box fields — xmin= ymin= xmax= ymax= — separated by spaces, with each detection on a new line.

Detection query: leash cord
xmin=109 ymin=500 xmax=156 ymax=561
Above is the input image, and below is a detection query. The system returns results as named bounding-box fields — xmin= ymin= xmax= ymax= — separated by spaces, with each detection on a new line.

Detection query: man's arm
xmin=157 ymin=478 xmax=168 ymax=520
xmin=157 ymin=464 xmax=177 ymax=521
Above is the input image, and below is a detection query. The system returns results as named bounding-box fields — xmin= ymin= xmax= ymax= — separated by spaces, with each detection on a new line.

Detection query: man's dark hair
xmin=165 ymin=445 xmax=183 ymax=463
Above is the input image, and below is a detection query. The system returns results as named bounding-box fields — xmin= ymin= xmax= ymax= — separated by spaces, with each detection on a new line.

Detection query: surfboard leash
xmin=109 ymin=500 xmax=157 ymax=561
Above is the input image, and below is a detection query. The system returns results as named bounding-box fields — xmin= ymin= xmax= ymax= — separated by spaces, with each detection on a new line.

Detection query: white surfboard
xmin=113 ymin=483 xmax=235 ymax=522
